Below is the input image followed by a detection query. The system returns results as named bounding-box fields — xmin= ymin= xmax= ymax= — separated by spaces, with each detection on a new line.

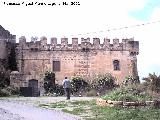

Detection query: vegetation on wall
xmin=0 ymin=71 xmax=10 ymax=89
xmin=7 ymin=43 xmax=17 ymax=71
xmin=0 ymin=43 xmax=17 ymax=94
xmin=43 ymin=71 xmax=55 ymax=93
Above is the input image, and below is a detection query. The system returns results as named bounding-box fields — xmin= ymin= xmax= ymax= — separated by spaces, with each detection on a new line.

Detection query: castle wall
xmin=0 ymin=25 xmax=16 ymax=71
xmin=16 ymin=36 xmax=139 ymax=86
xmin=0 ymin=40 xmax=7 ymax=59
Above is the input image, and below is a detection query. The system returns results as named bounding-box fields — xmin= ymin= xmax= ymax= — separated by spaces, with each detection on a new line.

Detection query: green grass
xmin=50 ymin=103 xmax=67 ymax=108
xmin=62 ymin=107 xmax=85 ymax=115
xmin=70 ymin=100 xmax=93 ymax=106
xmin=39 ymin=102 xmax=67 ymax=108
xmin=39 ymin=99 xmax=160 ymax=120
xmin=88 ymin=106 xmax=160 ymax=120
xmin=39 ymin=104 xmax=50 ymax=107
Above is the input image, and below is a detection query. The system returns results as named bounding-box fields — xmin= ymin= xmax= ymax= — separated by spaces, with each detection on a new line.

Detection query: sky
xmin=0 ymin=0 xmax=160 ymax=80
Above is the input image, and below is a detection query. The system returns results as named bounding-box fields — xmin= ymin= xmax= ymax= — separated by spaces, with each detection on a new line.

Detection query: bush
xmin=0 ymin=86 xmax=20 ymax=97
xmin=123 ymin=76 xmax=140 ymax=85
xmin=71 ymin=76 xmax=89 ymax=93
xmin=85 ymin=89 xmax=98 ymax=97
xmin=92 ymin=73 xmax=116 ymax=93
xmin=54 ymin=84 xmax=64 ymax=96
xmin=43 ymin=71 xmax=55 ymax=93
xmin=102 ymin=85 xmax=153 ymax=101
xmin=0 ymin=71 xmax=10 ymax=89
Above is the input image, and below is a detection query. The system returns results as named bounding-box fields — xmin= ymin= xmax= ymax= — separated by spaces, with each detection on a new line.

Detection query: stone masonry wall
xmin=16 ymin=36 xmax=139 ymax=87
xmin=0 ymin=25 xmax=16 ymax=71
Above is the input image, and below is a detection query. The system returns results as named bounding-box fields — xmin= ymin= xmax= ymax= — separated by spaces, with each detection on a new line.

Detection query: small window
xmin=30 ymin=48 xmax=38 ymax=52
xmin=82 ymin=47 xmax=89 ymax=52
xmin=53 ymin=61 xmax=60 ymax=71
xmin=113 ymin=60 xmax=120 ymax=70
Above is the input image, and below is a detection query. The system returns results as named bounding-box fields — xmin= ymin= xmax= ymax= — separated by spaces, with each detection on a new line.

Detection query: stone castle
xmin=0 ymin=26 xmax=139 ymax=96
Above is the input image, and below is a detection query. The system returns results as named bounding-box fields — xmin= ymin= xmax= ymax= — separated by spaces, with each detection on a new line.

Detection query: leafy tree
xmin=143 ymin=73 xmax=160 ymax=93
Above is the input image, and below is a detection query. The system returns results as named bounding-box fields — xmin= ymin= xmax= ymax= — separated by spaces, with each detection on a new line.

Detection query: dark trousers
xmin=64 ymin=88 xmax=70 ymax=99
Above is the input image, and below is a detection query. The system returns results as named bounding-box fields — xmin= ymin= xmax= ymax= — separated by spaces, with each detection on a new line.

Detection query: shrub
xmin=85 ymin=89 xmax=98 ymax=97
xmin=102 ymin=85 xmax=153 ymax=101
xmin=123 ymin=76 xmax=140 ymax=85
xmin=0 ymin=71 xmax=10 ymax=89
xmin=54 ymin=84 xmax=64 ymax=96
xmin=0 ymin=86 xmax=20 ymax=97
xmin=71 ymin=76 xmax=89 ymax=93
xmin=43 ymin=71 xmax=55 ymax=93
xmin=92 ymin=73 xmax=116 ymax=92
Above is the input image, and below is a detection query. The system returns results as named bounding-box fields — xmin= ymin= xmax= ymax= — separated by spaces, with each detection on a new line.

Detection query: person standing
xmin=63 ymin=77 xmax=71 ymax=100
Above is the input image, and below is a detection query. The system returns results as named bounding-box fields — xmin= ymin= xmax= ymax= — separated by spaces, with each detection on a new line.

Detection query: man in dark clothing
xmin=63 ymin=77 xmax=71 ymax=100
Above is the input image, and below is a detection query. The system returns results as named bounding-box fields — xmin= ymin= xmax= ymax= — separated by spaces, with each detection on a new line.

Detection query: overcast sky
xmin=0 ymin=0 xmax=160 ymax=80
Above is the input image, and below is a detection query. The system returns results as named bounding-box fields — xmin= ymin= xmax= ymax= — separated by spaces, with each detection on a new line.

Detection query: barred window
xmin=53 ymin=61 xmax=60 ymax=71
xmin=113 ymin=60 xmax=120 ymax=71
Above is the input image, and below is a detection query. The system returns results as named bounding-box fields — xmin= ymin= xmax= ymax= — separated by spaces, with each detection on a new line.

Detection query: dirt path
xmin=0 ymin=97 xmax=96 ymax=120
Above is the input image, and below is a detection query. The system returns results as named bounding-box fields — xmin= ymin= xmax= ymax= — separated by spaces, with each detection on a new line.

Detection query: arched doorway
xmin=28 ymin=79 xmax=39 ymax=97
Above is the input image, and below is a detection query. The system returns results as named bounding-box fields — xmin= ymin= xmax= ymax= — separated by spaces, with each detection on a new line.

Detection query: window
xmin=82 ymin=47 xmax=89 ymax=52
xmin=113 ymin=60 xmax=120 ymax=70
xmin=53 ymin=61 xmax=60 ymax=71
xmin=30 ymin=48 xmax=38 ymax=52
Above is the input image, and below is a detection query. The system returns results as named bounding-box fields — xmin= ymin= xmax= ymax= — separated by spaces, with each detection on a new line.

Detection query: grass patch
xmin=88 ymin=106 xmax=160 ymax=120
xmin=39 ymin=104 xmax=50 ymax=107
xmin=62 ymin=107 xmax=85 ymax=115
xmin=50 ymin=103 xmax=67 ymax=108
xmin=39 ymin=99 xmax=160 ymax=120
xmin=39 ymin=102 xmax=67 ymax=108
xmin=70 ymin=100 xmax=93 ymax=106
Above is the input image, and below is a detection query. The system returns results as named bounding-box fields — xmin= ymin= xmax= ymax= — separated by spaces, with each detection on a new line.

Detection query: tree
xmin=143 ymin=73 xmax=160 ymax=93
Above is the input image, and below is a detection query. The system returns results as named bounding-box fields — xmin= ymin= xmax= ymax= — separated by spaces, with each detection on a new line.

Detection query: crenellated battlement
xmin=18 ymin=36 xmax=139 ymax=54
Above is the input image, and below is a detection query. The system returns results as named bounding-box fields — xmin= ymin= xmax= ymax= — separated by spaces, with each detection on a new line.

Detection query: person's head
xmin=65 ymin=77 xmax=67 ymax=79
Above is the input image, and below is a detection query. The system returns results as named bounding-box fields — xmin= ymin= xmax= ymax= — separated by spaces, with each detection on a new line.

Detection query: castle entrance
xmin=28 ymin=79 xmax=39 ymax=97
